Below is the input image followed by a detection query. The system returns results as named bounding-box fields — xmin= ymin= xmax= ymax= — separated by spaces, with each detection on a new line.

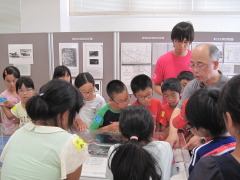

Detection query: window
xmin=70 ymin=0 xmax=240 ymax=16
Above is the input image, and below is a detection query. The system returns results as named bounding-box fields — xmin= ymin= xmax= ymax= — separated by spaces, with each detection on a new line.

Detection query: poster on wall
xmin=14 ymin=64 xmax=31 ymax=76
xmin=95 ymin=80 xmax=102 ymax=96
xmin=8 ymin=44 xmax=33 ymax=64
xmin=121 ymin=64 xmax=151 ymax=94
xmin=121 ymin=43 xmax=151 ymax=64
xmin=83 ymin=43 xmax=103 ymax=79
xmin=59 ymin=43 xmax=79 ymax=77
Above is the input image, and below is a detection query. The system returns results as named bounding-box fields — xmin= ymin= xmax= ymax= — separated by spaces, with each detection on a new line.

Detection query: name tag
xmin=72 ymin=136 xmax=86 ymax=152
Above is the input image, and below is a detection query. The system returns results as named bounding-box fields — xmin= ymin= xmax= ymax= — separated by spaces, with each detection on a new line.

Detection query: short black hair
xmin=16 ymin=77 xmax=35 ymax=92
xmin=161 ymin=78 xmax=181 ymax=94
xmin=3 ymin=66 xmax=20 ymax=80
xmin=171 ymin=21 xmax=194 ymax=43
xmin=185 ymin=88 xmax=227 ymax=137
xmin=130 ymin=74 xmax=152 ymax=94
xmin=52 ymin=65 xmax=72 ymax=84
xmin=177 ymin=71 xmax=194 ymax=81
xmin=74 ymin=72 xmax=95 ymax=88
xmin=107 ymin=80 xmax=127 ymax=99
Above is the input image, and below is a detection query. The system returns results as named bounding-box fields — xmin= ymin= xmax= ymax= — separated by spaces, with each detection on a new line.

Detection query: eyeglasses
xmin=184 ymin=123 xmax=193 ymax=131
xmin=188 ymin=63 xmax=208 ymax=70
xmin=81 ymin=89 xmax=97 ymax=95
xmin=137 ymin=93 xmax=153 ymax=100
xmin=18 ymin=88 xmax=33 ymax=93
xmin=112 ymin=94 xmax=131 ymax=105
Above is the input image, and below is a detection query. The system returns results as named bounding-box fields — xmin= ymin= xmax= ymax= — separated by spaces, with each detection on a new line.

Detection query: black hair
xmin=177 ymin=71 xmax=194 ymax=81
xmin=185 ymin=88 xmax=227 ymax=137
xmin=218 ymin=74 xmax=240 ymax=127
xmin=171 ymin=21 xmax=194 ymax=43
xmin=74 ymin=72 xmax=95 ymax=88
xmin=16 ymin=77 xmax=35 ymax=92
xmin=106 ymin=80 xmax=127 ymax=99
xmin=109 ymin=105 xmax=161 ymax=180
xmin=130 ymin=74 xmax=152 ymax=94
xmin=2 ymin=66 xmax=20 ymax=80
xmin=161 ymin=78 xmax=182 ymax=94
xmin=52 ymin=65 xmax=72 ymax=84
xmin=26 ymin=79 xmax=84 ymax=131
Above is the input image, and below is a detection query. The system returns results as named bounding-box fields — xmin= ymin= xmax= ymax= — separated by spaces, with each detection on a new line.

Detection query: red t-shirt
xmin=160 ymin=104 xmax=174 ymax=127
xmin=152 ymin=50 xmax=192 ymax=105
xmin=131 ymin=98 xmax=162 ymax=123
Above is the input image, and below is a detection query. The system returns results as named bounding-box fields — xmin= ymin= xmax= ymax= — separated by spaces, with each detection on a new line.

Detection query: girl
xmin=189 ymin=75 xmax=240 ymax=180
xmin=106 ymin=105 xmax=175 ymax=180
xmin=74 ymin=72 xmax=105 ymax=131
xmin=10 ymin=77 xmax=36 ymax=127
xmin=0 ymin=79 xmax=89 ymax=180
xmin=52 ymin=65 xmax=72 ymax=84
xmin=0 ymin=66 xmax=21 ymax=135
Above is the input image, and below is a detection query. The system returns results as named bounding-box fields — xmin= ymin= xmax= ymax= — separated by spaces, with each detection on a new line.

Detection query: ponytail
xmin=109 ymin=140 xmax=161 ymax=180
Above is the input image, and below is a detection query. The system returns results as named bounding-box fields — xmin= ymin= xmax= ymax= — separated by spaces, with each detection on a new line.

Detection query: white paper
xmin=95 ymin=80 xmax=102 ymax=96
xmin=121 ymin=65 xmax=151 ymax=94
xmin=8 ymin=44 xmax=33 ymax=64
xmin=152 ymin=43 xmax=168 ymax=65
xmin=83 ymin=43 xmax=103 ymax=79
xmin=121 ymin=43 xmax=151 ymax=64
xmin=192 ymin=42 xmax=224 ymax=62
xmin=218 ymin=63 xmax=235 ymax=75
xmin=224 ymin=43 xmax=240 ymax=63
xmin=81 ymin=156 xmax=107 ymax=178
xmin=14 ymin=64 xmax=31 ymax=76
xmin=59 ymin=43 xmax=79 ymax=77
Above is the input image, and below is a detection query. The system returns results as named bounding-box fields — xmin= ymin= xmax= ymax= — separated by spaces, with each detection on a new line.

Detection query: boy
xmin=130 ymin=74 xmax=162 ymax=131
xmin=90 ymin=80 xmax=129 ymax=132
xmin=173 ymin=88 xmax=236 ymax=174
xmin=177 ymin=71 xmax=194 ymax=94
xmin=152 ymin=21 xmax=194 ymax=105
xmin=160 ymin=78 xmax=181 ymax=132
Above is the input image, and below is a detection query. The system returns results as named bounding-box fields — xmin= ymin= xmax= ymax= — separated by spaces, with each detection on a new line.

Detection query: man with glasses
xmin=90 ymin=80 xmax=130 ymax=132
xmin=131 ymin=74 xmax=162 ymax=132
xmin=167 ymin=43 xmax=229 ymax=150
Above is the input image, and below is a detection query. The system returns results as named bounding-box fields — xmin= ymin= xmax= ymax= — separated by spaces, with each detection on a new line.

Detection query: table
xmin=78 ymin=131 xmax=190 ymax=180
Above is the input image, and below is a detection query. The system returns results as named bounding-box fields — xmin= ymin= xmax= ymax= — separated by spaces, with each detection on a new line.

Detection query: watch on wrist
xmin=200 ymin=137 xmax=206 ymax=144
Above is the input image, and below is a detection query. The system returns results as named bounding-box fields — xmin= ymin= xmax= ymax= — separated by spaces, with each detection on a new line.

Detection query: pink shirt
xmin=152 ymin=50 xmax=192 ymax=105
xmin=0 ymin=90 xmax=21 ymax=135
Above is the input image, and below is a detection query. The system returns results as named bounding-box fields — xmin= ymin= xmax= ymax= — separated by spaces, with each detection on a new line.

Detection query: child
xmin=90 ymin=80 xmax=129 ymax=132
xmin=130 ymin=74 xmax=162 ymax=131
xmin=160 ymin=78 xmax=181 ymax=131
xmin=177 ymin=70 xmax=194 ymax=94
xmin=52 ymin=65 xmax=72 ymax=84
xmin=0 ymin=79 xmax=89 ymax=179
xmin=173 ymin=88 xmax=236 ymax=174
xmin=74 ymin=72 xmax=106 ymax=131
xmin=10 ymin=77 xmax=35 ymax=127
xmin=106 ymin=105 xmax=175 ymax=180
xmin=189 ymin=74 xmax=240 ymax=180
xmin=0 ymin=66 xmax=21 ymax=135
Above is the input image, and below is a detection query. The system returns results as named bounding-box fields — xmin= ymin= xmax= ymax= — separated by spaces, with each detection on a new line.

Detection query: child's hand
xmin=74 ymin=119 xmax=89 ymax=132
xmin=108 ymin=121 xmax=119 ymax=132
xmin=3 ymin=100 xmax=15 ymax=108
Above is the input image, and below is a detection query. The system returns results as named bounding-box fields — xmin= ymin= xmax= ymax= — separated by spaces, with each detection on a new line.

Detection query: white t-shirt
xmin=0 ymin=122 xmax=89 ymax=180
xmin=79 ymin=94 xmax=106 ymax=127
xmin=106 ymin=141 xmax=175 ymax=180
xmin=11 ymin=102 xmax=31 ymax=127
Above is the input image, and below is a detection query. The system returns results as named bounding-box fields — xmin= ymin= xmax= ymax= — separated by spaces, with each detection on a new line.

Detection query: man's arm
xmin=153 ymin=83 xmax=163 ymax=96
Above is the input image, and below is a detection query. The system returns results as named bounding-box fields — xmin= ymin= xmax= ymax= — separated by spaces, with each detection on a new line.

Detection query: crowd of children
xmin=0 ymin=23 xmax=238 ymax=179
